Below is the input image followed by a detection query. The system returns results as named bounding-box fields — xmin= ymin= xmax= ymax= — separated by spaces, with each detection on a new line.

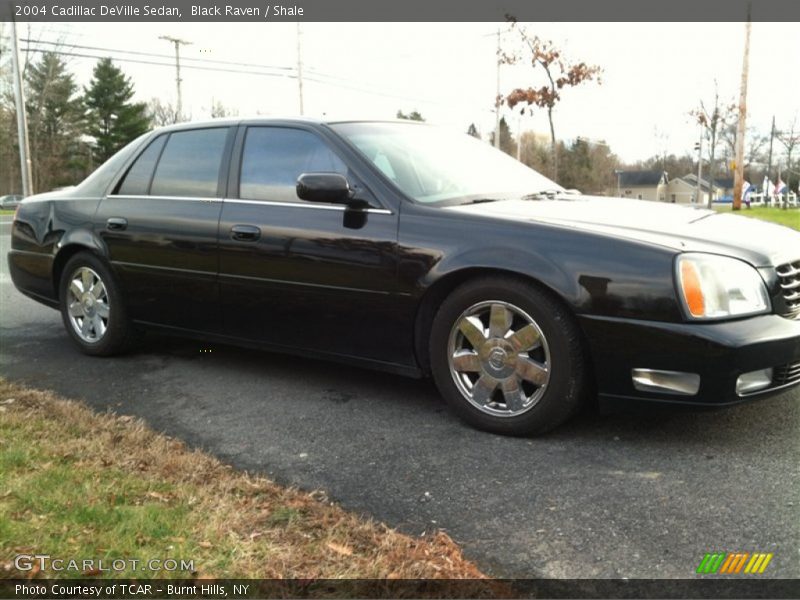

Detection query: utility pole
xmin=159 ymin=35 xmax=191 ymax=122
xmin=732 ymin=9 xmax=751 ymax=211
xmin=10 ymin=18 xmax=33 ymax=196
xmin=695 ymin=126 xmax=704 ymax=205
xmin=767 ymin=115 xmax=775 ymax=179
xmin=296 ymin=23 xmax=304 ymax=115
xmin=494 ymin=28 xmax=501 ymax=148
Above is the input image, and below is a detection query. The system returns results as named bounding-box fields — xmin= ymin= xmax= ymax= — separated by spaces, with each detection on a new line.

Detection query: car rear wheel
xmin=59 ymin=252 xmax=133 ymax=356
xmin=430 ymin=277 xmax=587 ymax=435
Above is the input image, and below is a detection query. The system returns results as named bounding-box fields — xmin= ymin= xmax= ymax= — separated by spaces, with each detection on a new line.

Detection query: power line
xmin=5 ymin=34 xmax=450 ymax=104
xmin=20 ymin=37 xmax=295 ymax=74
xmin=20 ymin=46 xmax=295 ymax=79
xmin=17 ymin=35 xmax=413 ymax=89
xmin=19 ymin=45 xmax=456 ymax=107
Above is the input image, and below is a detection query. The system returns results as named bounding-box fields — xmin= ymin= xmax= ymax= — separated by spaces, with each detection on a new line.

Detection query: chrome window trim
xmin=107 ymin=194 xmax=222 ymax=203
xmin=106 ymin=194 xmax=392 ymax=215
xmin=224 ymin=198 xmax=393 ymax=215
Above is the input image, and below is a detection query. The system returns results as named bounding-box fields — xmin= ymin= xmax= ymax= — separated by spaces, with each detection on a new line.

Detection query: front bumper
xmin=579 ymin=313 xmax=800 ymax=409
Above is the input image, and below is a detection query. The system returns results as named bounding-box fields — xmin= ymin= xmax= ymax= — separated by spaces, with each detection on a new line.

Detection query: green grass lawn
xmin=0 ymin=209 xmax=15 ymax=215
xmin=715 ymin=205 xmax=800 ymax=231
xmin=0 ymin=379 xmax=487 ymax=581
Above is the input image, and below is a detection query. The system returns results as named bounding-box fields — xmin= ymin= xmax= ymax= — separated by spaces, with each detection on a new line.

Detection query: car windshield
xmin=330 ymin=122 xmax=563 ymax=206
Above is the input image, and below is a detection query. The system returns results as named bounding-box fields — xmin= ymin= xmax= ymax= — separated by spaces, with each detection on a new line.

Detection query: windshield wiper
xmin=521 ymin=190 xmax=572 ymax=200
xmin=463 ymin=198 xmax=501 ymax=205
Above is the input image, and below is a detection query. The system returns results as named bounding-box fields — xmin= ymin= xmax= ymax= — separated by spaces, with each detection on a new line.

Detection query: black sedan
xmin=7 ymin=119 xmax=800 ymax=435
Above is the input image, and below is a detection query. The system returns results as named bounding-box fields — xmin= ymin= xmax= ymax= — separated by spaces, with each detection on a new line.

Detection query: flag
xmin=775 ymin=178 xmax=787 ymax=195
xmin=741 ymin=180 xmax=753 ymax=203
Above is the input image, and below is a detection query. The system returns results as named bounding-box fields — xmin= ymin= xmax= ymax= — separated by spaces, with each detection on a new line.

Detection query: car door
xmin=217 ymin=124 xmax=409 ymax=367
xmin=96 ymin=126 xmax=234 ymax=331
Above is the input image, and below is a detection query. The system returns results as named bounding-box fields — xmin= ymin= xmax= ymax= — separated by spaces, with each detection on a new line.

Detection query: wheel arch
xmin=52 ymin=232 xmax=109 ymax=299
xmin=413 ymin=266 xmax=581 ymax=375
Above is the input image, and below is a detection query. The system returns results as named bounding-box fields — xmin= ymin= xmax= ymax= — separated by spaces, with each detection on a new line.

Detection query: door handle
xmin=106 ymin=217 xmax=128 ymax=231
xmin=231 ymin=224 xmax=261 ymax=242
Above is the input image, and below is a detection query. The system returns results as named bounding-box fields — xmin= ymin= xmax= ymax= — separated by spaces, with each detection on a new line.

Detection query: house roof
xmin=681 ymin=174 xmax=710 ymax=191
xmin=618 ymin=171 xmax=668 ymax=186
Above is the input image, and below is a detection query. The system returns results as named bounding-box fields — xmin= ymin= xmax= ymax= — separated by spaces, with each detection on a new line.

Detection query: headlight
xmin=676 ymin=253 xmax=770 ymax=320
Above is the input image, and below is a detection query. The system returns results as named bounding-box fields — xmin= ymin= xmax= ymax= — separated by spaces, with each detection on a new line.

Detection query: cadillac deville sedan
xmin=8 ymin=118 xmax=800 ymax=435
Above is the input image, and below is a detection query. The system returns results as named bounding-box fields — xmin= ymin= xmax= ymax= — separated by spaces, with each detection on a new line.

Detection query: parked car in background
xmin=0 ymin=194 xmax=23 ymax=210
xmin=7 ymin=119 xmax=800 ymax=435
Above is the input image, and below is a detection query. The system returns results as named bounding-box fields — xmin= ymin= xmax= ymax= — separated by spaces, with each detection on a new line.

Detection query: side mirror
xmin=296 ymin=173 xmax=351 ymax=205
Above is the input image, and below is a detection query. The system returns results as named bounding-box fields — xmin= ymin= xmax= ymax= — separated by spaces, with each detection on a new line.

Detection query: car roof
xmin=148 ymin=117 xmax=429 ymax=134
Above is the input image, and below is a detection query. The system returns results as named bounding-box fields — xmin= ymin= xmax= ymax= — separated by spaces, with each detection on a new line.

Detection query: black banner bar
xmin=2 ymin=578 xmax=800 ymax=599
xmin=1 ymin=0 xmax=798 ymax=22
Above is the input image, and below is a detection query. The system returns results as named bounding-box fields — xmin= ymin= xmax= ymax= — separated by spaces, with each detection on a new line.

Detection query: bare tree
xmin=501 ymin=18 xmax=601 ymax=181
xmin=210 ymin=98 xmax=238 ymax=119
xmin=691 ymin=86 xmax=735 ymax=208
xmin=719 ymin=120 xmax=766 ymax=173
xmin=147 ymin=98 xmax=181 ymax=127
xmin=776 ymin=116 xmax=799 ymax=208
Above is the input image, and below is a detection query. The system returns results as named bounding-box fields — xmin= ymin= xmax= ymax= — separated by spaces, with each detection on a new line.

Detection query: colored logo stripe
xmin=697 ymin=553 xmax=726 ymax=574
xmin=744 ymin=553 xmax=773 ymax=574
xmin=697 ymin=552 xmax=773 ymax=574
xmin=719 ymin=552 xmax=749 ymax=574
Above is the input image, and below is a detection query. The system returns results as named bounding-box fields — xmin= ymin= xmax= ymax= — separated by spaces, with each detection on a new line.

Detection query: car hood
xmin=445 ymin=196 xmax=800 ymax=268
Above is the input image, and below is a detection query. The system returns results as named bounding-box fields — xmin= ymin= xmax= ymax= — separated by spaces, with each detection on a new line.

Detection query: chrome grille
xmin=774 ymin=361 xmax=800 ymax=387
xmin=776 ymin=260 xmax=800 ymax=318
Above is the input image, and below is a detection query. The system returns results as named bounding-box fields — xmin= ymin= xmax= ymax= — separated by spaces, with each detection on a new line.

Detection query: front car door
xmin=217 ymin=123 xmax=411 ymax=369
xmin=96 ymin=126 xmax=234 ymax=331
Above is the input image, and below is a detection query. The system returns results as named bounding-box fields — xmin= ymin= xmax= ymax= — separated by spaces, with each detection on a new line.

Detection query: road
xmin=1 ymin=226 xmax=798 ymax=579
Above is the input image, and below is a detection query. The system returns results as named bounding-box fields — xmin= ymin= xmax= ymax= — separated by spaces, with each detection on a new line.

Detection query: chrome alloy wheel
xmin=447 ymin=300 xmax=550 ymax=417
xmin=65 ymin=266 xmax=110 ymax=343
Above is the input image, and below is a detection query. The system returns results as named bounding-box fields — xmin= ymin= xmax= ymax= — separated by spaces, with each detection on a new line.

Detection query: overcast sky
xmin=6 ymin=21 xmax=800 ymax=164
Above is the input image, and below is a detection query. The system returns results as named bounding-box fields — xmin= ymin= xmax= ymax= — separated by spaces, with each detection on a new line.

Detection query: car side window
xmin=239 ymin=127 xmax=347 ymax=203
xmin=150 ymin=128 xmax=229 ymax=198
xmin=116 ymin=135 xmax=167 ymax=195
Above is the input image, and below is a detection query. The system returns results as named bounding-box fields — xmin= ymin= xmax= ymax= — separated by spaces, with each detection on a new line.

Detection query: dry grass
xmin=0 ymin=378 xmax=492 ymax=584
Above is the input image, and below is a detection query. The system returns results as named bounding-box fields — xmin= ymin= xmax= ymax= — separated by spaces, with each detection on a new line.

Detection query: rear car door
xmin=217 ymin=124 xmax=409 ymax=367
xmin=96 ymin=126 xmax=234 ymax=331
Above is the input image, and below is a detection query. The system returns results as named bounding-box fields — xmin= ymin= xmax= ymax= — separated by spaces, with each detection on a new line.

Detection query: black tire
xmin=58 ymin=251 xmax=133 ymax=356
xmin=429 ymin=276 xmax=587 ymax=436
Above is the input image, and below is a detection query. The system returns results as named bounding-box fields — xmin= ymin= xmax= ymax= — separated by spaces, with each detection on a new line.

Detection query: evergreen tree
xmin=466 ymin=123 xmax=480 ymax=138
xmin=489 ymin=117 xmax=517 ymax=157
xmin=84 ymin=58 xmax=150 ymax=162
xmin=25 ymin=52 xmax=85 ymax=191
xmin=396 ymin=109 xmax=425 ymax=122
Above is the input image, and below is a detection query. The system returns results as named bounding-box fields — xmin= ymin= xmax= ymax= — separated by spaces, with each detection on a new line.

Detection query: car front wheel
xmin=430 ymin=277 xmax=587 ymax=435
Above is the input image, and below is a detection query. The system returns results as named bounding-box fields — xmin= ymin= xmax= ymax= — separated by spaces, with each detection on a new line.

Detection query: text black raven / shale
xmin=191 ymin=5 xmax=304 ymax=17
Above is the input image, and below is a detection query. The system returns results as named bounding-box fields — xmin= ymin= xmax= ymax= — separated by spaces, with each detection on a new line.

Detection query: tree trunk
xmin=547 ymin=106 xmax=557 ymax=181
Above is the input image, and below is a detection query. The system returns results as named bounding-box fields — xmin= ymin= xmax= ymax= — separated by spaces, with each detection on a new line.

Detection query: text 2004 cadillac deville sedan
xmin=8 ymin=119 xmax=800 ymax=435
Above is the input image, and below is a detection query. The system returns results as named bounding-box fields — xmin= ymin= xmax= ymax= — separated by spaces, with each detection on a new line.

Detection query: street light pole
xmin=10 ymin=18 xmax=33 ymax=196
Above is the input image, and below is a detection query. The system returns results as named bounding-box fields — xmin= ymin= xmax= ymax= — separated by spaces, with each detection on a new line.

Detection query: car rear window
xmin=150 ymin=128 xmax=229 ymax=198
xmin=116 ymin=135 xmax=167 ymax=195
